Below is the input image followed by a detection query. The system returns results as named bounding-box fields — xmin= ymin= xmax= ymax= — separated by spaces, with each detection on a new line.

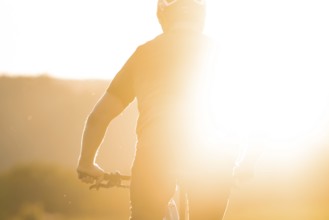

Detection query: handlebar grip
xmin=89 ymin=172 xmax=131 ymax=190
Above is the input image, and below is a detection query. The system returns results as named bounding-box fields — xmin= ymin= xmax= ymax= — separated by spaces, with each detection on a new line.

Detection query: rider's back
xmin=110 ymin=29 xmax=214 ymax=157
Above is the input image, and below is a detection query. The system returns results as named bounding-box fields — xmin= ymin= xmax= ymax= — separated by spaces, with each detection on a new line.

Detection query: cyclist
xmin=77 ymin=0 xmax=259 ymax=219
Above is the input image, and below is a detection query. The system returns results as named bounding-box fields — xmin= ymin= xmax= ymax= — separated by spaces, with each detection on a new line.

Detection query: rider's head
xmin=157 ymin=0 xmax=206 ymax=33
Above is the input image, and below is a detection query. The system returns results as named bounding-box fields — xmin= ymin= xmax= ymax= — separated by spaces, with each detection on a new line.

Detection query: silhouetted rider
xmin=77 ymin=0 xmax=261 ymax=219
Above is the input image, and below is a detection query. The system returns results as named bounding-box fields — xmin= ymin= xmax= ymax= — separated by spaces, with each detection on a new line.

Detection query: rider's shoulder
xmin=133 ymin=32 xmax=215 ymax=55
xmin=131 ymin=33 xmax=167 ymax=54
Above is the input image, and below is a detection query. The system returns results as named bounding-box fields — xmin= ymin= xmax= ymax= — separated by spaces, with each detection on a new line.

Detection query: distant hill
xmin=0 ymin=75 xmax=138 ymax=172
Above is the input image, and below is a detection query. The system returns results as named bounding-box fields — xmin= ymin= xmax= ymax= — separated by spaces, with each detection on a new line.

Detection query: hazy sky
xmin=0 ymin=0 xmax=160 ymax=79
xmin=0 ymin=0 xmax=328 ymax=80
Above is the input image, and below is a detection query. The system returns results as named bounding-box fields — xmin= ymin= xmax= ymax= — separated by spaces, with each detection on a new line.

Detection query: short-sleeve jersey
xmin=108 ymin=30 xmax=214 ymax=154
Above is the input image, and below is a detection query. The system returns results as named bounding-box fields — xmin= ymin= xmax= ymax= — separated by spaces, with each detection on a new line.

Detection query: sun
xmin=201 ymin=0 xmax=329 ymax=149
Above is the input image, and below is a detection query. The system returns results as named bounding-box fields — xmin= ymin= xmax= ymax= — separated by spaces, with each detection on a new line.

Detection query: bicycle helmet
xmin=157 ymin=0 xmax=206 ymax=32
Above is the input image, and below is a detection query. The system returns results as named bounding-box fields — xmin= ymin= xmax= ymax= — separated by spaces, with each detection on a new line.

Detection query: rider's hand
xmin=77 ymin=161 xmax=105 ymax=184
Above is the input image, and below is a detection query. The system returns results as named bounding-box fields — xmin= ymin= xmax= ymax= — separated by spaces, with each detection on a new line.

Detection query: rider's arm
xmin=77 ymin=47 xmax=137 ymax=179
xmin=78 ymin=91 xmax=127 ymax=169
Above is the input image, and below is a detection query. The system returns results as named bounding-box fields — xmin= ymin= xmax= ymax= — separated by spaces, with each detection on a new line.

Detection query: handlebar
xmin=89 ymin=172 xmax=131 ymax=190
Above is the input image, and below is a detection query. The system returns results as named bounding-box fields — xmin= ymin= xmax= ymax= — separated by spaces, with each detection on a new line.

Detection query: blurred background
xmin=0 ymin=76 xmax=137 ymax=220
xmin=0 ymin=76 xmax=328 ymax=220
xmin=1 ymin=0 xmax=329 ymax=219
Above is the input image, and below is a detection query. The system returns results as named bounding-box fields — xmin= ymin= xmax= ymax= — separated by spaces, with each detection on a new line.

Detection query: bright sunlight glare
xmin=204 ymin=0 xmax=329 ymax=146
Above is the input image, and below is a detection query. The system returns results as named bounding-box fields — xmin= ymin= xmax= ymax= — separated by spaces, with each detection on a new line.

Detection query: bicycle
xmin=88 ymin=172 xmax=186 ymax=220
